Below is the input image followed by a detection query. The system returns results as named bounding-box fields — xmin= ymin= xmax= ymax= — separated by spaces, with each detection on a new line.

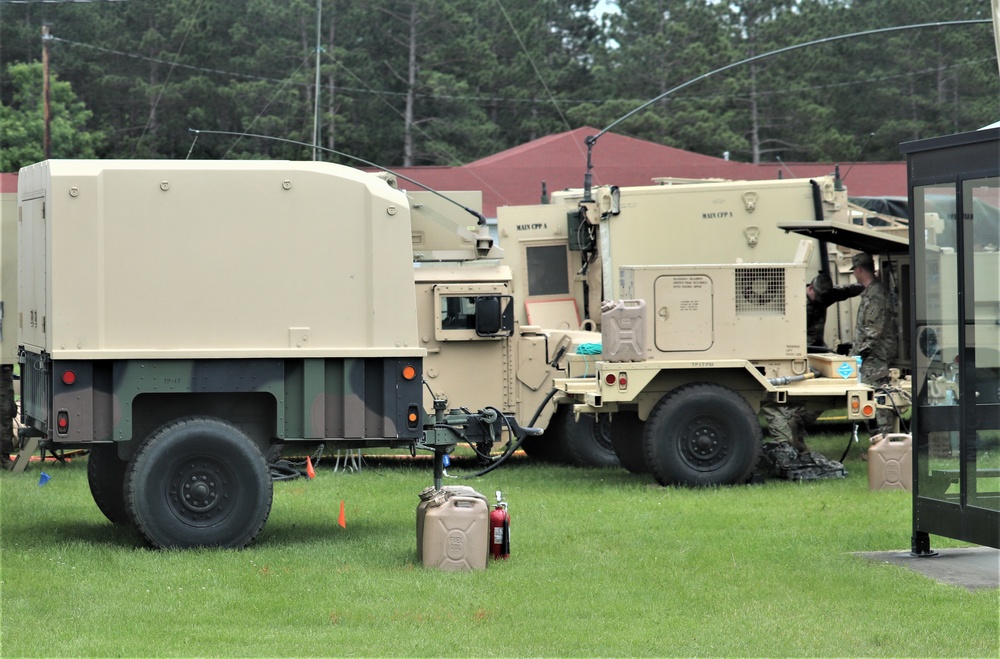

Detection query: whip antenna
xmin=581 ymin=20 xmax=991 ymax=197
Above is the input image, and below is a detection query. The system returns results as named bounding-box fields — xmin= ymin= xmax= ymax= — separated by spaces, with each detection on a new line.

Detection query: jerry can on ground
xmin=420 ymin=488 xmax=489 ymax=571
xmin=601 ymin=299 xmax=646 ymax=362
xmin=416 ymin=486 xmax=488 ymax=562
xmin=868 ymin=433 xmax=912 ymax=491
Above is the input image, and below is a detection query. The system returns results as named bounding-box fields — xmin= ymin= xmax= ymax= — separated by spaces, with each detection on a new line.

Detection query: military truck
xmin=15 ymin=159 xmax=537 ymax=549
xmin=395 ymin=186 xmax=611 ymax=467
xmin=0 ymin=174 xmax=19 ymax=467
xmin=490 ymin=175 xmax=904 ymax=470
xmin=552 ymin=253 xmax=878 ymax=485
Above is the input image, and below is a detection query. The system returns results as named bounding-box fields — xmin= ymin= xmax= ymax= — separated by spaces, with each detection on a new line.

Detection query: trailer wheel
xmin=87 ymin=443 xmax=130 ymax=525
xmin=643 ymin=384 xmax=761 ymax=486
xmin=124 ymin=417 xmax=273 ymax=549
xmin=551 ymin=407 xmax=619 ymax=468
xmin=609 ymin=412 xmax=648 ymax=474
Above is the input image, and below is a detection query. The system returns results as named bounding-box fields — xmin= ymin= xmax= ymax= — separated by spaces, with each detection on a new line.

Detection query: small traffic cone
xmin=338 ymin=500 xmax=346 ymax=528
xmin=305 ymin=456 xmax=316 ymax=479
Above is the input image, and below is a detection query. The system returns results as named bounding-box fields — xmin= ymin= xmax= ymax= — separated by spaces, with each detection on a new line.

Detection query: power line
xmin=50 ymin=36 xmax=995 ymax=108
xmin=133 ymin=0 xmax=204 ymax=155
xmin=0 ymin=0 xmax=125 ymax=3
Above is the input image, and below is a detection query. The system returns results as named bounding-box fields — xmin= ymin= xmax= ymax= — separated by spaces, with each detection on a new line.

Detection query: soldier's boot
xmin=0 ymin=427 xmax=13 ymax=469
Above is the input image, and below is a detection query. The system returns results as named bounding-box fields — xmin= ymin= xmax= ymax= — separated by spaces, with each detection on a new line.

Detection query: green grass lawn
xmin=1 ymin=432 xmax=997 ymax=657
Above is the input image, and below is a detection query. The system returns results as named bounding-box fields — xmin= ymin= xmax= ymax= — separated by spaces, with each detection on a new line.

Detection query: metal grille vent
xmin=735 ymin=267 xmax=786 ymax=316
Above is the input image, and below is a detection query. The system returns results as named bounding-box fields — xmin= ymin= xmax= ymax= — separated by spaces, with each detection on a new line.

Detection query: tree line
xmin=1 ymin=0 xmax=996 ymax=172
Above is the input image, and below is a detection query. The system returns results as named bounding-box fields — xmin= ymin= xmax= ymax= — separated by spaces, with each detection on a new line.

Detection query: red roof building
xmin=385 ymin=127 xmax=907 ymax=217
xmin=1 ymin=129 xmax=906 ymax=218
xmin=0 ymin=173 xmax=17 ymax=194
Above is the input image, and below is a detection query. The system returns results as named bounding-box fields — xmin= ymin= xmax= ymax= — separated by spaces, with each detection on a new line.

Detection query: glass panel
xmin=914 ymin=184 xmax=961 ymax=406
xmin=440 ymin=296 xmax=477 ymax=330
xmin=965 ymin=176 xmax=1000 ymax=512
xmin=525 ymin=244 xmax=570 ymax=297
xmin=914 ymin=184 xmax=961 ymax=501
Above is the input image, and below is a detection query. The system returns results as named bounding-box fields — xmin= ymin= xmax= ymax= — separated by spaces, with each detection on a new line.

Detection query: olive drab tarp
xmin=759 ymin=441 xmax=848 ymax=481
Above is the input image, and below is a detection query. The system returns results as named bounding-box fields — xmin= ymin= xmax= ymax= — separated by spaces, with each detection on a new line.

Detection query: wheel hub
xmin=168 ymin=459 xmax=235 ymax=525
xmin=680 ymin=416 xmax=729 ymax=469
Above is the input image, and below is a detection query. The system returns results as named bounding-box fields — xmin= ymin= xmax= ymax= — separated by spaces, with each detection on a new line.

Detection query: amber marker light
xmin=402 ymin=365 xmax=416 ymax=381
xmin=863 ymin=403 xmax=875 ymax=417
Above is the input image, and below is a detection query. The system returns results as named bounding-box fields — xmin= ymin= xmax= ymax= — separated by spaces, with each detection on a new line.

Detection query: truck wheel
xmin=552 ymin=407 xmax=620 ymax=468
xmin=609 ymin=412 xmax=649 ymax=474
xmin=87 ymin=443 xmax=130 ymax=525
xmin=124 ymin=417 xmax=273 ymax=549
xmin=643 ymin=384 xmax=761 ymax=486
xmin=519 ymin=434 xmax=561 ymax=462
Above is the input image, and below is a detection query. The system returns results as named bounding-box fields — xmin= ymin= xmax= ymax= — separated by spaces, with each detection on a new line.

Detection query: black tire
xmin=609 ymin=412 xmax=648 ymax=474
xmin=519 ymin=433 xmax=561 ymax=462
xmin=124 ymin=416 xmax=273 ymax=549
xmin=551 ymin=407 xmax=620 ymax=468
xmin=87 ymin=443 xmax=130 ymax=525
xmin=643 ymin=383 xmax=762 ymax=486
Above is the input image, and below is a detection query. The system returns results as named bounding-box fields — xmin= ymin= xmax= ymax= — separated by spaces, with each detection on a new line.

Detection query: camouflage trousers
xmin=760 ymin=403 xmax=820 ymax=454
xmin=1 ymin=365 xmax=14 ymax=462
xmin=859 ymin=357 xmax=896 ymax=438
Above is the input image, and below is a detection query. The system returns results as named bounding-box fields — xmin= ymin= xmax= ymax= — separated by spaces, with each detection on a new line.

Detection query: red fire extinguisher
xmin=489 ymin=490 xmax=510 ymax=559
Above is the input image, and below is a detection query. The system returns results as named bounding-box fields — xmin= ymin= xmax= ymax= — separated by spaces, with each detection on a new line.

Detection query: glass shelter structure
xmin=901 ymin=127 xmax=1000 ymax=553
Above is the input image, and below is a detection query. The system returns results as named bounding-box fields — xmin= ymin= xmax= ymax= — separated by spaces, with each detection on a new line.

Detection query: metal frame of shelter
xmin=901 ymin=127 xmax=1000 ymax=553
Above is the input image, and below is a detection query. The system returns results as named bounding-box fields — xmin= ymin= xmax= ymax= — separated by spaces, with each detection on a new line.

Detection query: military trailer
xmin=553 ymin=256 xmax=877 ymax=486
xmin=16 ymin=159 xmax=536 ymax=549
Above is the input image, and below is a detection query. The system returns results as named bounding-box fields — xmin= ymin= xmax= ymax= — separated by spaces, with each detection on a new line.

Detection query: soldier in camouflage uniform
xmin=761 ymin=274 xmax=863 ymax=454
xmin=1 ymin=364 xmax=14 ymax=468
xmin=806 ymin=273 xmax=863 ymax=351
xmin=848 ymin=252 xmax=898 ymax=438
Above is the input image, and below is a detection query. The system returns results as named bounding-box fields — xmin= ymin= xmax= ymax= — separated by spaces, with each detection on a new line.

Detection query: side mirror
xmin=475 ymin=295 xmax=514 ymax=337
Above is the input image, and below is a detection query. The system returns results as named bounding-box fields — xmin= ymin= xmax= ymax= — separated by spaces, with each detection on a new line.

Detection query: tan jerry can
xmin=868 ymin=433 xmax=912 ymax=491
xmin=421 ymin=491 xmax=489 ymax=571
xmin=601 ymin=299 xmax=646 ymax=362
xmin=416 ymin=486 xmax=488 ymax=562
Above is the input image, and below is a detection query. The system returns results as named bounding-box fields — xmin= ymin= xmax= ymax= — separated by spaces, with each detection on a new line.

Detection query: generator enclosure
xmin=18 ymin=160 xmax=419 ymax=359
xmin=619 ymin=262 xmax=807 ymax=362
xmin=17 ymin=160 xmax=426 ymax=450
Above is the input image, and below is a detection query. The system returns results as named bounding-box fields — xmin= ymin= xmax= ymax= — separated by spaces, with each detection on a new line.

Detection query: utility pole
xmin=42 ymin=24 xmax=53 ymax=160
xmin=312 ymin=0 xmax=322 ymax=161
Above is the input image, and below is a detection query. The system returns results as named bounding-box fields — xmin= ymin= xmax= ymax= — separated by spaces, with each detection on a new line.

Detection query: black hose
xmin=459 ymin=389 xmax=559 ymax=479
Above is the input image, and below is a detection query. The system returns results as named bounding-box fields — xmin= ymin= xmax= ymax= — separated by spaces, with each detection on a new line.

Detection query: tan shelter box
xmin=808 ymin=353 xmax=858 ymax=380
xmin=18 ymin=160 xmax=422 ymax=360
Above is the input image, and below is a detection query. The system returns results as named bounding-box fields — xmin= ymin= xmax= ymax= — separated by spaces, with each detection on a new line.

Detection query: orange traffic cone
xmin=306 ymin=456 xmax=316 ymax=479
xmin=338 ymin=500 xmax=346 ymax=528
